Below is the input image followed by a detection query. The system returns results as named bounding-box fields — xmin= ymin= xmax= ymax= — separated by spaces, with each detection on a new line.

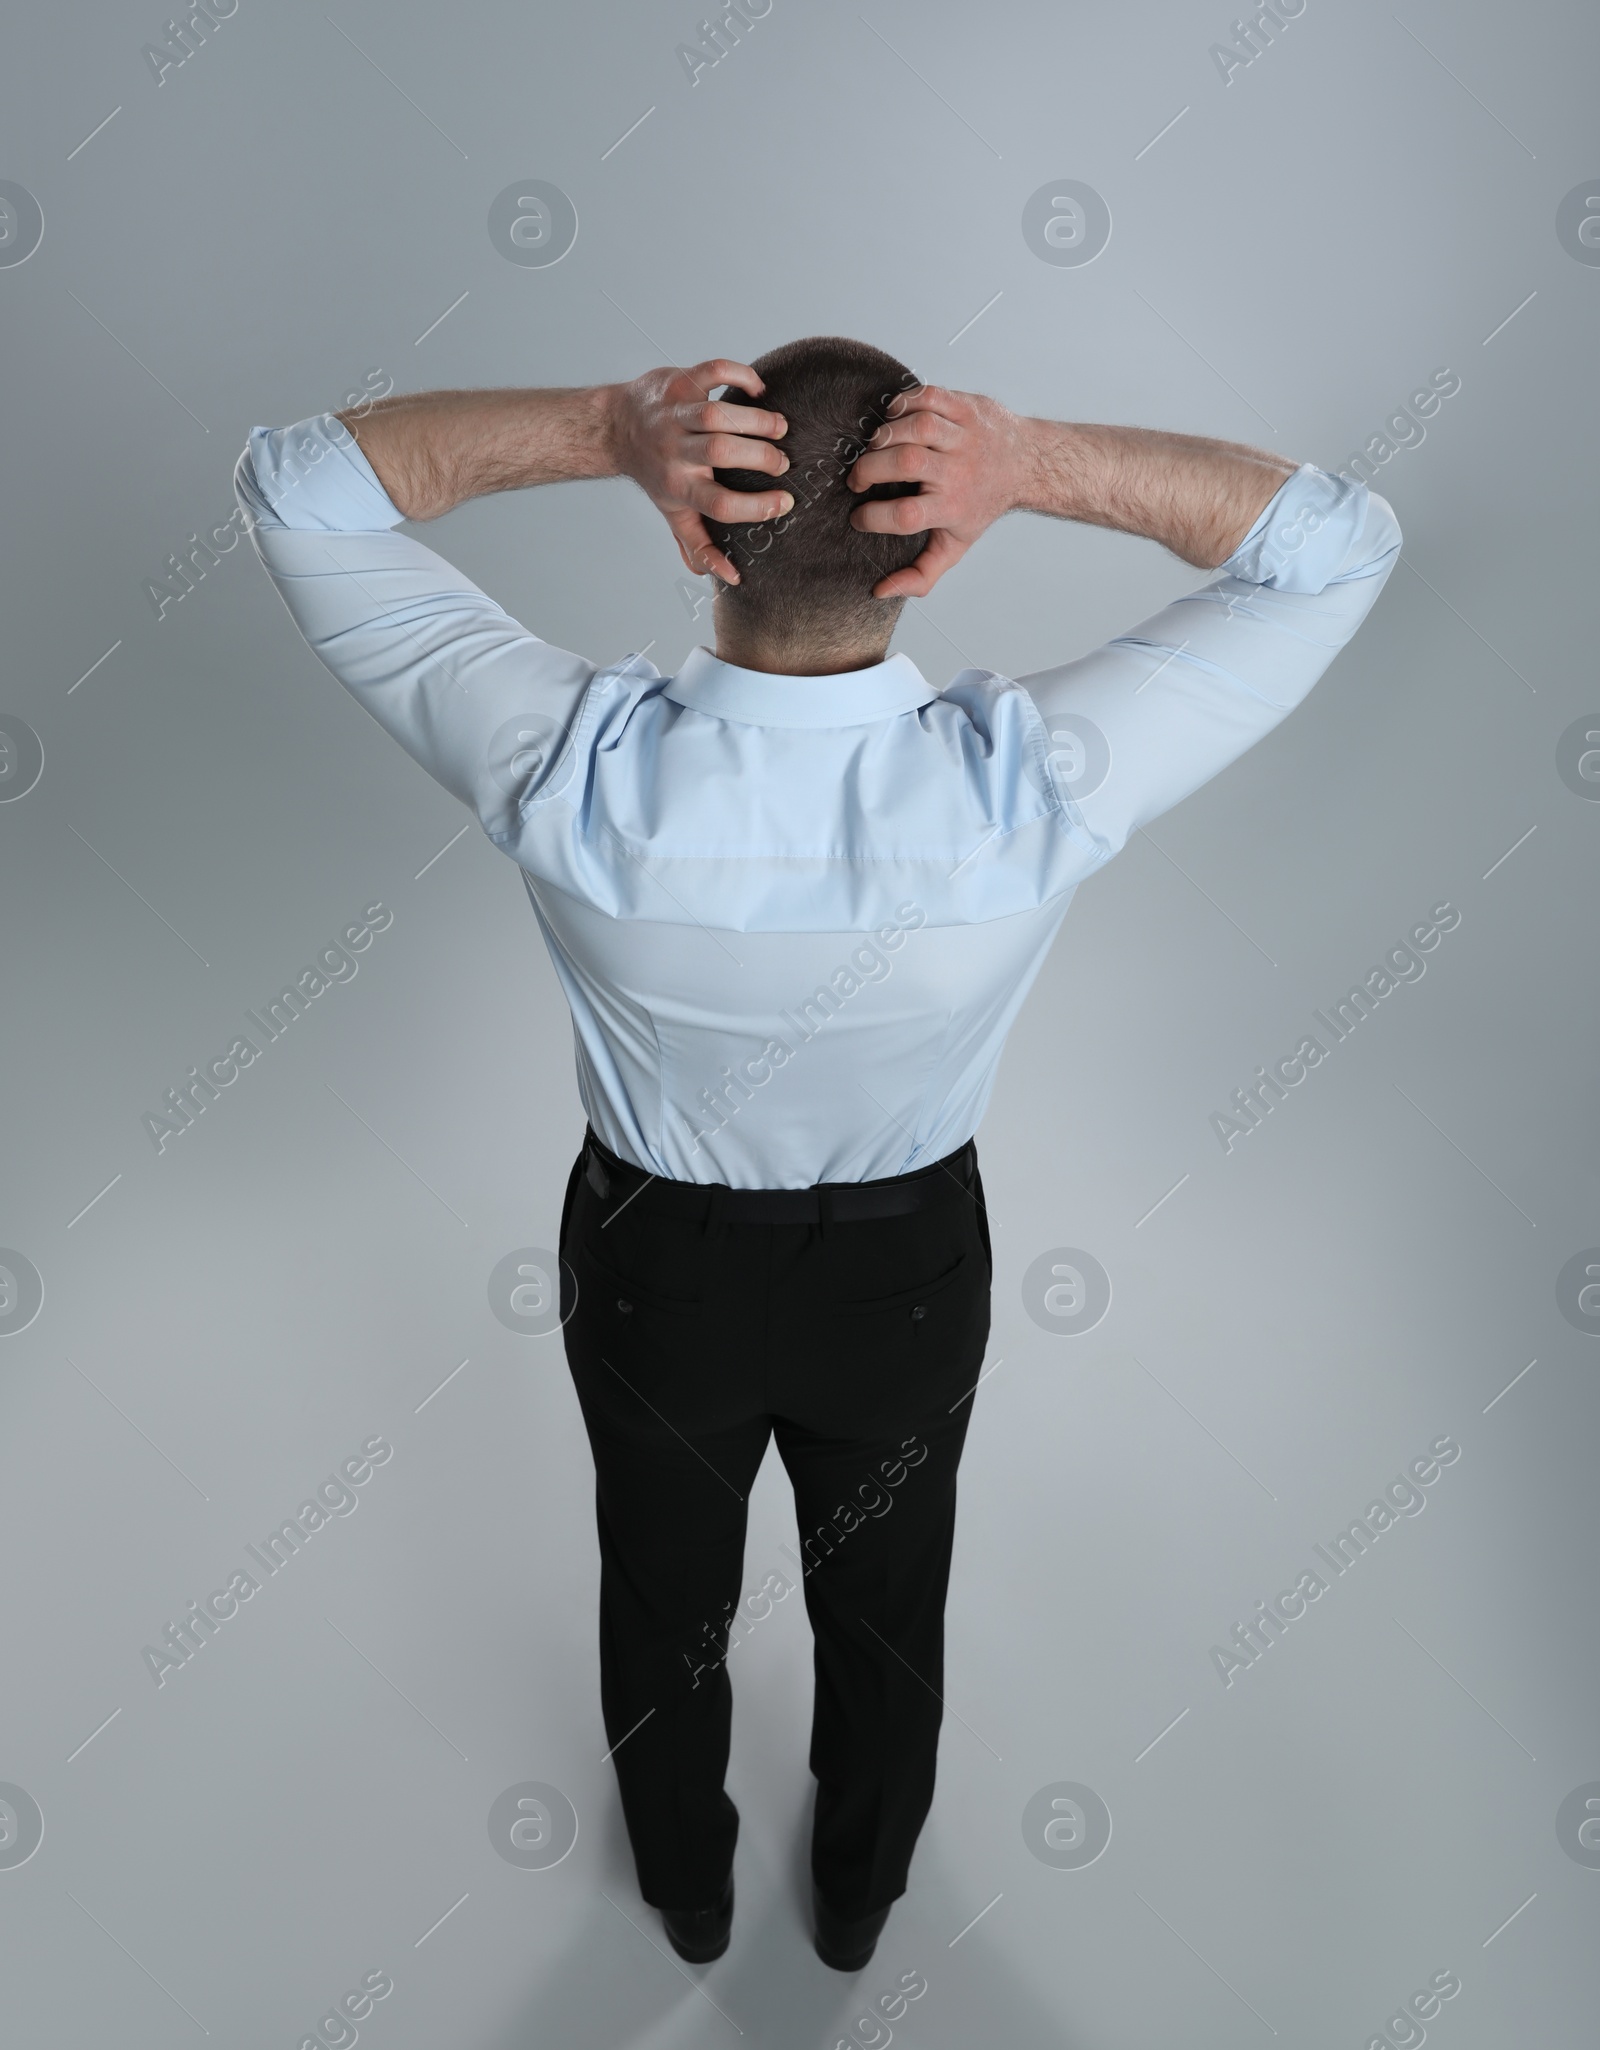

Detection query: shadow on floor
xmin=479 ymin=1781 xmax=1081 ymax=2050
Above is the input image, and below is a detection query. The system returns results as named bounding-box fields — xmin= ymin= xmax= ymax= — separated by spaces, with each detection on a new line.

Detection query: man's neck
xmin=711 ymin=636 xmax=892 ymax=678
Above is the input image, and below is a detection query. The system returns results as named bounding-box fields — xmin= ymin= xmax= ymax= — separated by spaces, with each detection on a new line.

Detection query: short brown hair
xmin=703 ymin=336 xmax=927 ymax=648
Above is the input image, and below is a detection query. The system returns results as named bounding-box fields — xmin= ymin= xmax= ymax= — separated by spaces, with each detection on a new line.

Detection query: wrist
xmin=588 ymin=381 xmax=628 ymax=480
xmin=1010 ymin=417 xmax=1091 ymax=520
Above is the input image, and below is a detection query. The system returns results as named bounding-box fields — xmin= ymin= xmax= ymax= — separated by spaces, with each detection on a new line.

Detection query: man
xmin=235 ymin=337 xmax=1399 ymax=1972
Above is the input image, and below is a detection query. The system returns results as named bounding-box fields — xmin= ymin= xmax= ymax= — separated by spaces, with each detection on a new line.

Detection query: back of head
xmin=703 ymin=337 xmax=927 ymax=663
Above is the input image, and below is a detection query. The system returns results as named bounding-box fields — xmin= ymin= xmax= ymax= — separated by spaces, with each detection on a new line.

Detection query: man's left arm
xmin=844 ymin=388 xmax=1402 ymax=865
xmin=1013 ymin=465 xmax=1402 ymax=866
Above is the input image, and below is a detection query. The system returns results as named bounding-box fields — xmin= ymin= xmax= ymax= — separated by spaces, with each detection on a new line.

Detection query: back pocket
xmin=832 ymin=1252 xmax=970 ymax=1323
xmin=573 ymin=1238 xmax=703 ymax=1317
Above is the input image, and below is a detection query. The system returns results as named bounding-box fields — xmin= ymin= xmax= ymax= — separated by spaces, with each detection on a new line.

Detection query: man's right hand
xmin=338 ymin=363 xmax=793 ymax=575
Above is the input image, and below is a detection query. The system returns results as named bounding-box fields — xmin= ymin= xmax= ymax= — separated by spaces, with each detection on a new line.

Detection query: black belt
xmin=581 ymin=1128 xmax=978 ymax=1224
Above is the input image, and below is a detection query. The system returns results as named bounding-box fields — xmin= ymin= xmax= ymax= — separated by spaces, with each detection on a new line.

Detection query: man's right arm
xmin=231 ymin=358 xmax=792 ymax=842
xmin=233 ymin=413 xmax=599 ymax=839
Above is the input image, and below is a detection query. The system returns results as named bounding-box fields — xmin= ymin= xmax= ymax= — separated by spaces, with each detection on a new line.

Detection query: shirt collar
xmin=662 ymin=645 xmax=937 ymax=729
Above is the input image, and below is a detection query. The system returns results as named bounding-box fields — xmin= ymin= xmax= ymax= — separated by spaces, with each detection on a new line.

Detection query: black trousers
xmin=559 ymin=1131 xmax=992 ymax=1915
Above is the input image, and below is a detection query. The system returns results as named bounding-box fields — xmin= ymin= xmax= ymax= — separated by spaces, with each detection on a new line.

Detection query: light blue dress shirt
xmin=236 ymin=414 xmax=1400 ymax=1188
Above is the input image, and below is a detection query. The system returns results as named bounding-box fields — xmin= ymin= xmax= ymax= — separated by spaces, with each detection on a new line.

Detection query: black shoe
xmin=812 ymin=1881 xmax=892 ymax=1972
xmin=660 ymin=1873 xmax=734 ymax=1963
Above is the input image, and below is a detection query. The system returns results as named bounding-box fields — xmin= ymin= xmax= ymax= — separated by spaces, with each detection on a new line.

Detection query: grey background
xmin=2 ymin=0 xmax=1596 ymax=2043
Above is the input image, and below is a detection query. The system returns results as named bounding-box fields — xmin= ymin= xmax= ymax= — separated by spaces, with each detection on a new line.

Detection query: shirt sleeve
xmin=1016 ymin=463 xmax=1402 ymax=867
xmin=234 ymin=413 xmax=598 ymax=841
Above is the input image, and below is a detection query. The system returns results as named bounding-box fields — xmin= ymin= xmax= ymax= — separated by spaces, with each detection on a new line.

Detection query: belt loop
xmin=818 ymin=1185 xmax=832 ymax=1242
xmin=703 ymin=1184 xmax=725 ymax=1239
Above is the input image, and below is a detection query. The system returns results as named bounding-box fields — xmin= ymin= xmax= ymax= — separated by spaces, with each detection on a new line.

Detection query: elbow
xmin=232 ymin=440 xmax=276 ymax=537
xmin=1367 ymin=488 xmax=1402 ymax=558
xmin=1330 ymin=487 xmax=1402 ymax=588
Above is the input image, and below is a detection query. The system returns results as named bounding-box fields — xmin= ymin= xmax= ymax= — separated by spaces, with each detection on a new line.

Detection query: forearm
xmin=336 ymin=384 xmax=620 ymax=522
xmin=1018 ymin=420 xmax=1297 ymax=571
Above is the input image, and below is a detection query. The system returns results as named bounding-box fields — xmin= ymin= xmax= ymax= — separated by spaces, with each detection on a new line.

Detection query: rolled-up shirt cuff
xmin=234 ymin=412 xmax=406 ymax=533
xmin=1220 ymin=461 xmax=1380 ymax=593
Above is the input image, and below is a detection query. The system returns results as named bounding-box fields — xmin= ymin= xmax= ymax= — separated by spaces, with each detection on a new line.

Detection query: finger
xmin=690 ymin=481 xmax=796 ymax=524
xmin=669 ymin=509 xmax=740 ymax=584
xmin=849 ymin=493 xmax=939 ymax=536
xmin=676 ymin=533 xmax=738 ymax=583
xmin=860 ymin=410 xmax=962 ymax=453
xmin=686 ymin=357 xmax=766 ymax=401
xmin=683 ymin=397 xmax=788 ymax=442
xmin=871 ymin=529 xmax=971 ymax=600
xmin=700 ymin=544 xmax=740 ymax=584
xmin=881 ymin=382 xmax=973 ymax=426
xmin=847 ymin=443 xmax=946 ymax=492
xmin=690 ymin=431 xmax=791 ymax=474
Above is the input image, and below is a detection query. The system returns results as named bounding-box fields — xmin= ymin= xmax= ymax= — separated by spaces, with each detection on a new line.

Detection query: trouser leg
xmin=765 ymin=1159 xmax=992 ymax=1917
xmin=559 ymin=1151 xmax=771 ymax=1909
xmin=580 ymin=1409 xmax=769 ymax=1907
xmin=776 ymin=1400 xmax=976 ymax=1916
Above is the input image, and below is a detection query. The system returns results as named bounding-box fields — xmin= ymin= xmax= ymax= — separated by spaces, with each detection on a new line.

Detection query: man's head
xmin=703 ymin=337 xmax=928 ymax=673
